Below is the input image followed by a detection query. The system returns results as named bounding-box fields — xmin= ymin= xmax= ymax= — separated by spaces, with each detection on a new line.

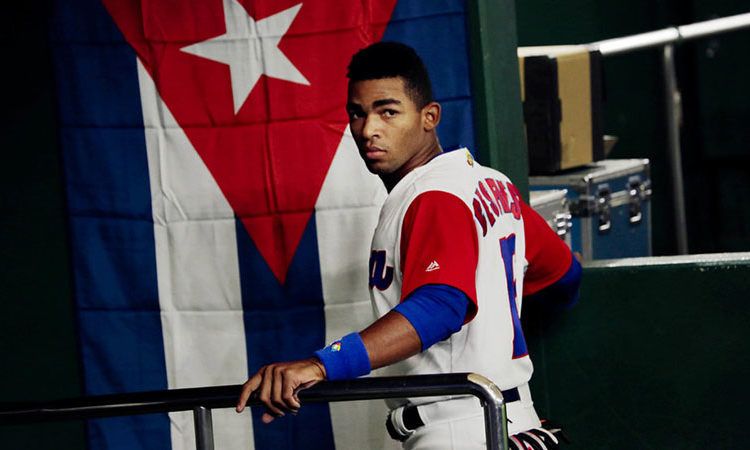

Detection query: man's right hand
xmin=236 ymin=358 xmax=327 ymax=424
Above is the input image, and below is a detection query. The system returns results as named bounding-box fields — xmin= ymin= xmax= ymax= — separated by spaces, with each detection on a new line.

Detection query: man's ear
xmin=422 ymin=102 xmax=441 ymax=131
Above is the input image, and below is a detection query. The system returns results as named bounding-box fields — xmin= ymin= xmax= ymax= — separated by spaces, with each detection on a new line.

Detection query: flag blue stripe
xmin=50 ymin=0 xmax=170 ymax=449
xmin=385 ymin=0 xmax=475 ymax=154
xmin=235 ymin=216 xmax=335 ymax=450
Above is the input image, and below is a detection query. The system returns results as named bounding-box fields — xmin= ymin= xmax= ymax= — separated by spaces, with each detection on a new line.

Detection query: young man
xmin=237 ymin=42 xmax=580 ymax=450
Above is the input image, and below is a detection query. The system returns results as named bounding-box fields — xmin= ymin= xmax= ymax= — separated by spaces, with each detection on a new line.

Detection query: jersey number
xmin=499 ymin=234 xmax=528 ymax=359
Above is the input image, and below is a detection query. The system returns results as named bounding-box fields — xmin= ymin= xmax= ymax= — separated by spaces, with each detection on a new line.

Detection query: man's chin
xmin=364 ymin=160 xmax=391 ymax=176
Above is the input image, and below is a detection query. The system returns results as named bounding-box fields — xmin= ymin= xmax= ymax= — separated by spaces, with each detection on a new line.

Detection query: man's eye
xmin=382 ymin=109 xmax=398 ymax=117
xmin=348 ymin=110 xmax=363 ymax=120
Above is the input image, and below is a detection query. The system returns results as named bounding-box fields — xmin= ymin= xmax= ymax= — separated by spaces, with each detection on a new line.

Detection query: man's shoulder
xmin=414 ymin=149 xmax=516 ymax=194
xmin=414 ymin=149 xmax=474 ymax=186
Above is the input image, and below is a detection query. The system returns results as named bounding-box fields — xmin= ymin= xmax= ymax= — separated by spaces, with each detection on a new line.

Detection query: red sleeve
xmin=400 ymin=191 xmax=478 ymax=321
xmin=522 ymin=199 xmax=573 ymax=296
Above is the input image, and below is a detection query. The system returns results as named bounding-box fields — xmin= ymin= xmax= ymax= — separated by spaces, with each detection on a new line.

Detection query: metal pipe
xmin=589 ymin=28 xmax=680 ymax=55
xmin=587 ymin=11 xmax=750 ymax=56
xmin=0 ymin=385 xmax=241 ymax=422
xmin=661 ymin=44 xmax=689 ymax=254
xmin=193 ymin=406 xmax=214 ymax=450
xmin=468 ymin=373 xmax=508 ymax=449
xmin=0 ymin=373 xmax=508 ymax=450
xmin=679 ymin=12 xmax=750 ymax=40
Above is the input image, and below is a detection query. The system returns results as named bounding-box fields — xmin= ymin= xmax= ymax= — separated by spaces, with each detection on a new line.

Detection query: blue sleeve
xmin=526 ymin=255 xmax=582 ymax=312
xmin=393 ymin=284 xmax=469 ymax=351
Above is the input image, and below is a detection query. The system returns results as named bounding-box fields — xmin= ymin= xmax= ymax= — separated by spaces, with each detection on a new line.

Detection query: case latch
xmin=554 ymin=211 xmax=573 ymax=238
xmin=627 ymin=176 xmax=652 ymax=224
xmin=628 ymin=176 xmax=643 ymax=224
xmin=596 ymin=184 xmax=611 ymax=233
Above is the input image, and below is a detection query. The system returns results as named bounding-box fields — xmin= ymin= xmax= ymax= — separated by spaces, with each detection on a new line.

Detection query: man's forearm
xmin=360 ymin=310 xmax=422 ymax=370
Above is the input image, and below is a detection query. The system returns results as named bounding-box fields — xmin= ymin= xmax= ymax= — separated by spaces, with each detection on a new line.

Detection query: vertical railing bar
xmin=661 ymin=44 xmax=689 ymax=254
xmin=193 ymin=406 xmax=215 ymax=450
xmin=466 ymin=373 xmax=508 ymax=450
xmin=482 ymin=399 xmax=508 ymax=450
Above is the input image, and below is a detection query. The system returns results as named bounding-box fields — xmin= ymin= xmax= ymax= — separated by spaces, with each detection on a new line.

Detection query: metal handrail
xmin=585 ymin=12 xmax=750 ymax=255
xmin=587 ymin=12 xmax=750 ymax=55
xmin=0 ymin=373 xmax=508 ymax=450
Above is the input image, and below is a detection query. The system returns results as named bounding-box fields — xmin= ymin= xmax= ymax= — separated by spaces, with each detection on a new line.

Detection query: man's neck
xmin=381 ymin=142 xmax=443 ymax=192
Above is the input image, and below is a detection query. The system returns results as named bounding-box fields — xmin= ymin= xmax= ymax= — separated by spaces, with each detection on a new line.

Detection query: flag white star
xmin=181 ymin=0 xmax=309 ymax=114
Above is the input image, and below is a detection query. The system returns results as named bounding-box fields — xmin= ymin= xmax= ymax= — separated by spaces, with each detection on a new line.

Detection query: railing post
xmin=467 ymin=374 xmax=508 ymax=450
xmin=661 ymin=43 xmax=689 ymax=254
xmin=193 ymin=406 xmax=214 ymax=450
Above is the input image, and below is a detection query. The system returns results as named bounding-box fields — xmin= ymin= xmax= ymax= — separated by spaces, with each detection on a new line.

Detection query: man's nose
xmin=362 ymin=114 xmax=380 ymax=140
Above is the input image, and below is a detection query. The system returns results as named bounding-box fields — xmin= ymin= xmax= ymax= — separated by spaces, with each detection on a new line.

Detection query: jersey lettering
xmin=499 ymin=234 xmax=528 ymax=359
xmin=472 ymin=179 xmax=519 ymax=236
xmin=472 ymin=198 xmax=488 ymax=236
xmin=474 ymin=187 xmax=496 ymax=227
xmin=477 ymin=181 xmax=500 ymax=216
xmin=507 ymin=182 xmax=522 ymax=220
xmin=485 ymin=178 xmax=511 ymax=214
xmin=369 ymin=250 xmax=394 ymax=290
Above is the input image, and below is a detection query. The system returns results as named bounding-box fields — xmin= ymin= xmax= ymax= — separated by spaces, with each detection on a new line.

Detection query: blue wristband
xmin=314 ymin=332 xmax=371 ymax=380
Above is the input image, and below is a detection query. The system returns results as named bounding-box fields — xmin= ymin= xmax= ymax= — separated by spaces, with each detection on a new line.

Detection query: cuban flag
xmin=49 ymin=0 xmax=475 ymax=448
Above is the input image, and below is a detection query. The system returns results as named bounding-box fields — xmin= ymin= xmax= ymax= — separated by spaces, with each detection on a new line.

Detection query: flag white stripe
xmin=138 ymin=59 xmax=254 ymax=450
xmin=315 ymin=130 xmax=401 ymax=449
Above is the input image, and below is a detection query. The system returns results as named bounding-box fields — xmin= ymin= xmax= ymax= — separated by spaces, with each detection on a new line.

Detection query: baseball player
xmin=237 ymin=42 xmax=581 ymax=450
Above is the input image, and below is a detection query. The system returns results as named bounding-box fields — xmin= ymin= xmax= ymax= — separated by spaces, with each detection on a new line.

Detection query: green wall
xmin=0 ymin=2 xmax=86 ymax=449
xmin=516 ymin=0 xmax=750 ymax=255
xmin=525 ymin=255 xmax=750 ymax=448
xmin=469 ymin=0 xmax=529 ymax=197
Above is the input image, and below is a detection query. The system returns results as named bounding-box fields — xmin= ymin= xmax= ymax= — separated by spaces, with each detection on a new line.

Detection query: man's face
xmin=346 ymin=77 xmax=429 ymax=176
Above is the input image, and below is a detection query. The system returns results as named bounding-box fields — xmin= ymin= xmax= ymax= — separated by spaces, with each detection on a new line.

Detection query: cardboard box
xmin=518 ymin=45 xmax=604 ymax=174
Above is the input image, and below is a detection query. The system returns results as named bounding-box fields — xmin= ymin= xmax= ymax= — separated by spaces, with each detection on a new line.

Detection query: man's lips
xmin=364 ymin=146 xmax=386 ymax=159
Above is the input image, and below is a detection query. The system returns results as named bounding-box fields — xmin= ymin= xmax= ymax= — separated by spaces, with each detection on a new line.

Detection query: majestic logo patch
xmin=425 ymin=260 xmax=441 ymax=272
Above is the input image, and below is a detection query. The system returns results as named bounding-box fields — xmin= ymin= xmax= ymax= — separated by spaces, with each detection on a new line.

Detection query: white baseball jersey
xmin=368 ymin=149 xmax=534 ymax=405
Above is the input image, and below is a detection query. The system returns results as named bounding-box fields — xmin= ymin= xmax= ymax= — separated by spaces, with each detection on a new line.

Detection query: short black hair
xmin=347 ymin=41 xmax=434 ymax=109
